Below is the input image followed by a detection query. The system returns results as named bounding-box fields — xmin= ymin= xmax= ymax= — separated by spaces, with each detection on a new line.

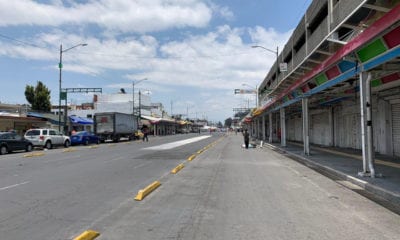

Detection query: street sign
xmin=280 ymin=62 xmax=288 ymax=72
xmin=60 ymin=91 xmax=67 ymax=100
xmin=234 ymin=89 xmax=257 ymax=94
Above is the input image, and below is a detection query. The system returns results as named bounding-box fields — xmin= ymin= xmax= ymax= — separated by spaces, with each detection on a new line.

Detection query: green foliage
xmin=25 ymin=81 xmax=51 ymax=112
xmin=224 ymin=117 xmax=232 ymax=127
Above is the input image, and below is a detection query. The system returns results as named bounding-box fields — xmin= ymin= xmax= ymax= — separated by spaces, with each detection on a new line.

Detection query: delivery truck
xmin=94 ymin=112 xmax=137 ymax=142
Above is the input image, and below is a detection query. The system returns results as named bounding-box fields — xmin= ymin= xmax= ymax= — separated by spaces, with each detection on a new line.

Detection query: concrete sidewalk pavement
xmin=262 ymin=140 xmax=400 ymax=212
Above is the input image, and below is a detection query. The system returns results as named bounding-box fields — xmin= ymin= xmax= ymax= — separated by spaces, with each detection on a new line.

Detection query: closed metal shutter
xmin=392 ymin=103 xmax=400 ymax=157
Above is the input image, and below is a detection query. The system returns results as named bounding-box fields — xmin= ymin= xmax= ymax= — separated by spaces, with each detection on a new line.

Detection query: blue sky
xmin=0 ymin=0 xmax=311 ymax=122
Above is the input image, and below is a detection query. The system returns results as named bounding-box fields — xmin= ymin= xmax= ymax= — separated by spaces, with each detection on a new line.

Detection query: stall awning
xmin=141 ymin=115 xmax=176 ymax=124
xmin=69 ymin=116 xmax=93 ymax=125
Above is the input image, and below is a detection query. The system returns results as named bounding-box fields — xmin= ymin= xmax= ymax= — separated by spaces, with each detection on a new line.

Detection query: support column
xmin=302 ymin=98 xmax=310 ymax=155
xmin=359 ymin=72 xmax=376 ymax=178
xmin=280 ymin=108 xmax=286 ymax=147
xmin=262 ymin=115 xmax=266 ymax=141
xmin=269 ymin=113 xmax=273 ymax=143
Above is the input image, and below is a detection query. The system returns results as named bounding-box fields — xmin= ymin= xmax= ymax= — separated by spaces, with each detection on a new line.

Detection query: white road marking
xmin=143 ymin=136 xmax=211 ymax=150
xmin=0 ymin=181 xmax=30 ymax=191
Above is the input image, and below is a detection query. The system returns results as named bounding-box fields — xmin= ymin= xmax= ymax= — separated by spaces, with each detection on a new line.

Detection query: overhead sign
xmin=279 ymin=62 xmax=288 ymax=72
xmin=234 ymin=89 xmax=257 ymax=94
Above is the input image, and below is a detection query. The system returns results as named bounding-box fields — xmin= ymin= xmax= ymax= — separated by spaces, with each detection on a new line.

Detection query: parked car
xmin=70 ymin=131 xmax=100 ymax=145
xmin=24 ymin=128 xmax=70 ymax=149
xmin=0 ymin=132 xmax=33 ymax=155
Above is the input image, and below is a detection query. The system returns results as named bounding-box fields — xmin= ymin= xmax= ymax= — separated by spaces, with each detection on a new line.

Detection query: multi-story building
xmin=248 ymin=0 xmax=400 ymax=176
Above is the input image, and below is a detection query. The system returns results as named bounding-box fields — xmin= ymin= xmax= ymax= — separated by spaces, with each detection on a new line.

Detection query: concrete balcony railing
xmin=331 ymin=0 xmax=365 ymax=30
xmin=307 ymin=17 xmax=329 ymax=54
xmin=293 ymin=44 xmax=306 ymax=71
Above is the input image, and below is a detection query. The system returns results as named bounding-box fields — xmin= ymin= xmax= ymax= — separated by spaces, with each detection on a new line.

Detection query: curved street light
xmin=252 ymin=45 xmax=280 ymax=105
xmin=133 ymin=78 xmax=148 ymax=128
xmin=58 ymin=43 xmax=87 ymax=132
xmin=242 ymin=83 xmax=258 ymax=107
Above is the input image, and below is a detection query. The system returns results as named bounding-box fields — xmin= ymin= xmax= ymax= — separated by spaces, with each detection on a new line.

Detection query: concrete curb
xmin=265 ymin=143 xmax=400 ymax=208
xmin=134 ymin=181 xmax=161 ymax=201
xmin=171 ymin=164 xmax=184 ymax=174
xmin=73 ymin=230 xmax=100 ymax=240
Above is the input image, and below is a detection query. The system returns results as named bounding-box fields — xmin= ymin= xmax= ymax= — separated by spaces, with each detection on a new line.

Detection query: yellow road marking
xmin=135 ymin=181 xmax=161 ymax=201
xmin=171 ymin=163 xmax=184 ymax=174
xmin=73 ymin=230 xmax=100 ymax=240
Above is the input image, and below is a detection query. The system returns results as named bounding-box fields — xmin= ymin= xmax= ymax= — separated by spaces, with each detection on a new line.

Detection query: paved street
xmin=98 ymin=133 xmax=400 ymax=240
xmin=0 ymin=133 xmax=216 ymax=240
xmin=1 ymin=133 xmax=400 ymax=240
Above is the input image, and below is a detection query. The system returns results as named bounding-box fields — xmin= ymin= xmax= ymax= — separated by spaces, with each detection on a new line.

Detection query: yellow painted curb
xmin=187 ymin=154 xmax=196 ymax=161
xmin=88 ymin=145 xmax=99 ymax=149
xmin=73 ymin=230 xmax=100 ymax=240
xmin=197 ymin=149 xmax=203 ymax=154
xmin=23 ymin=152 xmax=45 ymax=158
xmin=171 ymin=163 xmax=184 ymax=174
xmin=63 ymin=148 xmax=76 ymax=153
xmin=135 ymin=181 xmax=161 ymax=201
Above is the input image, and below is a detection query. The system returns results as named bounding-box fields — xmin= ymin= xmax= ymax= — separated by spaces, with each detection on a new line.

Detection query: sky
xmin=0 ymin=0 xmax=311 ymax=122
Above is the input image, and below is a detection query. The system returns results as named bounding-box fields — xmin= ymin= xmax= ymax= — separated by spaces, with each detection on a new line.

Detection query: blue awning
xmin=69 ymin=116 xmax=93 ymax=125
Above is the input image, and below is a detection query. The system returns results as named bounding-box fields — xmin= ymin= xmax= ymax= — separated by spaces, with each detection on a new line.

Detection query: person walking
xmin=243 ymin=129 xmax=250 ymax=149
xmin=142 ymin=125 xmax=149 ymax=142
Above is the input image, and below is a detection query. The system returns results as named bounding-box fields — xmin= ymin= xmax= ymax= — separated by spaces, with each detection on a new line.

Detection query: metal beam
xmin=363 ymin=3 xmax=390 ymax=13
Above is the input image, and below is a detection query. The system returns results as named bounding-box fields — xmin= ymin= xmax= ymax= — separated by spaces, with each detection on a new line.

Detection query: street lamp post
xmin=132 ymin=78 xmax=147 ymax=128
xmin=58 ymin=43 xmax=87 ymax=133
xmin=252 ymin=45 xmax=279 ymax=84
xmin=242 ymin=83 xmax=258 ymax=107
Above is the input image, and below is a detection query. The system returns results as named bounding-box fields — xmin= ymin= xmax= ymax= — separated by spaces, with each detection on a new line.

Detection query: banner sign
xmin=234 ymin=89 xmax=257 ymax=94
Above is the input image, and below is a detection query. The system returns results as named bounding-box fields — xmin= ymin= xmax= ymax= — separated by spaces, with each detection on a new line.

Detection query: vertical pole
xmin=302 ymin=98 xmax=310 ymax=155
xmin=58 ymin=44 xmax=62 ymax=132
xmin=133 ymin=82 xmax=137 ymax=129
xmin=262 ymin=115 xmax=266 ymax=141
xmin=255 ymin=85 xmax=258 ymax=107
xmin=359 ymin=72 xmax=368 ymax=174
xmin=366 ymin=72 xmax=375 ymax=177
xmin=269 ymin=113 xmax=273 ymax=143
xmin=139 ymin=90 xmax=142 ymax=121
xmin=276 ymin=46 xmax=279 ymax=83
xmin=280 ymin=107 xmax=286 ymax=147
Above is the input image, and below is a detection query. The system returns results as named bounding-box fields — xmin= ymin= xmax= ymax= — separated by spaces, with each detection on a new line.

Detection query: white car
xmin=25 ymin=129 xmax=70 ymax=149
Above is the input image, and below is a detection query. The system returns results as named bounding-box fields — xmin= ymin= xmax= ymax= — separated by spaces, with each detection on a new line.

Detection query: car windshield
xmin=74 ymin=131 xmax=87 ymax=136
xmin=25 ymin=130 xmax=40 ymax=136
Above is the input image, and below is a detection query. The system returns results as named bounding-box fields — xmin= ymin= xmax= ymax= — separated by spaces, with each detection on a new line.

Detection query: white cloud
xmin=0 ymin=0 xmax=212 ymax=33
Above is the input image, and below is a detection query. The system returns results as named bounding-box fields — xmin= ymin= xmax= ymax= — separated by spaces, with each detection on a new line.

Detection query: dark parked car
xmin=70 ymin=131 xmax=100 ymax=145
xmin=0 ymin=132 xmax=33 ymax=155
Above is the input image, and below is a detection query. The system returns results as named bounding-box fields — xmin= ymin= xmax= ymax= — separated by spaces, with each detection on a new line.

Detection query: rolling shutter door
xmin=392 ymin=103 xmax=400 ymax=157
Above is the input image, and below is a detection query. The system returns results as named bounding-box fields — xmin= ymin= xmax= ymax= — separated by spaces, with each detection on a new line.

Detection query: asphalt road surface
xmin=0 ymin=133 xmax=217 ymax=240
xmin=1 ymin=132 xmax=399 ymax=240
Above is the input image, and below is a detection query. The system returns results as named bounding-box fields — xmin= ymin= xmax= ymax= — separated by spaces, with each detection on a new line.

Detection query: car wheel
xmin=96 ymin=139 xmax=100 ymax=144
xmin=45 ymin=141 xmax=52 ymax=149
xmin=64 ymin=140 xmax=70 ymax=148
xmin=84 ymin=139 xmax=89 ymax=145
xmin=0 ymin=145 xmax=8 ymax=155
xmin=26 ymin=144 xmax=33 ymax=152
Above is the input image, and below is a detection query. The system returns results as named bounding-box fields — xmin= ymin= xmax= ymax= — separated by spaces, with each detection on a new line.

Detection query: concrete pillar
xmin=280 ymin=108 xmax=286 ymax=147
xmin=262 ymin=115 xmax=266 ymax=141
xmin=359 ymin=72 xmax=376 ymax=177
xmin=302 ymin=98 xmax=310 ymax=155
xmin=269 ymin=113 xmax=273 ymax=143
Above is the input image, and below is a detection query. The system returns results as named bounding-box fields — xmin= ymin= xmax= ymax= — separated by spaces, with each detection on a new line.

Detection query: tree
xmin=25 ymin=81 xmax=51 ymax=112
xmin=224 ymin=117 xmax=232 ymax=128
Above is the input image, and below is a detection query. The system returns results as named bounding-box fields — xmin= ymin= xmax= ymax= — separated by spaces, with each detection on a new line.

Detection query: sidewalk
xmin=261 ymin=140 xmax=400 ymax=211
